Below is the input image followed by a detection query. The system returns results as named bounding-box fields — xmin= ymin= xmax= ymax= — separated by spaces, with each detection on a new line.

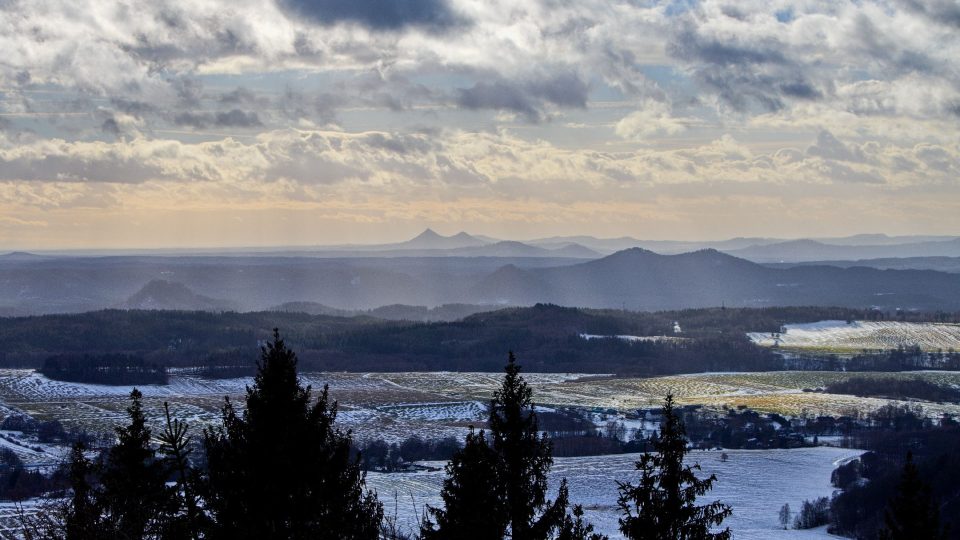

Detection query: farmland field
xmin=2 ymin=369 xmax=959 ymax=455
xmin=748 ymin=320 xmax=960 ymax=353
xmin=369 ymin=447 xmax=862 ymax=539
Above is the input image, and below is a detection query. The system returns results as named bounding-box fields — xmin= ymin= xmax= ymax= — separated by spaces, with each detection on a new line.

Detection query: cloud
xmin=277 ymin=0 xmax=466 ymax=32
xmin=897 ymin=0 xmax=960 ymax=28
xmin=173 ymin=109 xmax=263 ymax=129
xmin=806 ymin=130 xmax=865 ymax=163
xmin=455 ymin=72 xmax=589 ymax=122
xmin=615 ymin=100 xmax=688 ymax=139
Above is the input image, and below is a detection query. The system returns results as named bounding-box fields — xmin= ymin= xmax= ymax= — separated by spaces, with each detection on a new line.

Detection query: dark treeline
xmin=828 ymin=407 xmax=960 ymax=539
xmin=354 ymin=435 xmax=461 ymax=472
xmin=825 ymin=376 xmax=960 ymax=403
xmin=786 ymin=347 xmax=960 ymax=372
xmin=41 ymin=354 xmax=168 ymax=385
xmin=22 ymin=333 xmax=731 ymax=540
xmin=0 ymin=447 xmax=68 ymax=501
xmin=3 ymin=305 xmax=955 ymax=375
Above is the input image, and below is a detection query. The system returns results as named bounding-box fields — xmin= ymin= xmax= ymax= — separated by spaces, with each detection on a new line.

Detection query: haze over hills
xmin=3 ymin=246 xmax=960 ymax=315
xmin=725 ymin=238 xmax=960 ymax=263
xmin=12 ymin=230 xmax=960 ymax=261
xmin=123 ymin=280 xmax=238 ymax=311
xmin=767 ymin=256 xmax=960 ymax=274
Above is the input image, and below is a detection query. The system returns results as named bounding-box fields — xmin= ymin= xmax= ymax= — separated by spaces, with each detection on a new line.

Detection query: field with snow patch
xmin=2 ymin=369 xmax=959 ymax=447
xmin=748 ymin=320 xmax=960 ymax=353
xmin=369 ymin=447 xmax=861 ymax=539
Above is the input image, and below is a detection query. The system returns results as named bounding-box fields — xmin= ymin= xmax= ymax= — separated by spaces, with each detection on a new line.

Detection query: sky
xmin=1 ymin=0 xmax=959 ymax=249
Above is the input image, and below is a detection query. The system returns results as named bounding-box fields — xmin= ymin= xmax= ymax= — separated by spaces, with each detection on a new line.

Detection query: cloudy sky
xmin=1 ymin=0 xmax=959 ymax=249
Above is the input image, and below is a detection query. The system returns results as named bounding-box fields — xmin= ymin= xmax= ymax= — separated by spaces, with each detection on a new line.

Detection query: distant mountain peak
xmin=401 ymin=228 xmax=487 ymax=249
xmin=412 ymin=228 xmax=442 ymax=240
xmin=123 ymin=279 xmax=235 ymax=311
xmin=1 ymin=251 xmax=44 ymax=260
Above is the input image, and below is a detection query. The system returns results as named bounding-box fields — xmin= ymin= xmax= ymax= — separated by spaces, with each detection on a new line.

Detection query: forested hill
xmin=1 ymin=305 xmax=951 ymax=375
xmin=5 ymin=249 xmax=960 ymax=316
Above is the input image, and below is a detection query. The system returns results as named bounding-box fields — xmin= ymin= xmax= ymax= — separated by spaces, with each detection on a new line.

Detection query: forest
xmin=3 ymin=305 xmax=956 ymax=381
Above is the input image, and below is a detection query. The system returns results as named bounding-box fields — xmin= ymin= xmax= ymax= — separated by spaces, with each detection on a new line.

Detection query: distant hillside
xmin=726 ymin=238 xmax=960 ymax=262
xmin=767 ymin=256 xmax=960 ymax=274
xmin=397 ymin=228 xmax=487 ymax=250
xmin=123 ymin=280 xmax=237 ymax=311
xmin=270 ymin=301 xmax=506 ymax=321
xmin=0 ymin=305 xmax=891 ymax=373
xmin=3 ymin=249 xmax=960 ymax=314
xmin=470 ymin=248 xmax=960 ymax=311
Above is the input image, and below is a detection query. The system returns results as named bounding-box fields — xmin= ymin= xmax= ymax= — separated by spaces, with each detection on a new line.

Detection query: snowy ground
xmin=2 ymin=369 xmax=959 ymax=446
xmin=747 ymin=320 xmax=960 ymax=352
xmin=369 ymin=447 xmax=860 ymax=539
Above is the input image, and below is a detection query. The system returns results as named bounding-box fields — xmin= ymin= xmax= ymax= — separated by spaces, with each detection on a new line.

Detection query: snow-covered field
xmin=369 ymin=447 xmax=861 ymax=539
xmin=3 ymin=369 xmax=960 ymax=443
xmin=748 ymin=320 xmax=960 ymax=353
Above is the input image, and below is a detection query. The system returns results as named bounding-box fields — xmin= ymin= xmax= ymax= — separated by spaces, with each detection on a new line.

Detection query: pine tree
xmin=203 ymin=328 xmax=382 ymax=540
xmin=63 ymin=441 xmax=100 ymax=540
xmin=423 ymin=352 xmax=603 ymax=540
xmin=557 ymin=499 xmax=605 ymax=540
xmin=878 ymin=452 xmax=946 ymax=540
xmin=421 ymin=428 xmax=507 ymax=540
xmin=489 ymin=352 xmax=568 ymax=540
xmin=98 ymin=388 xmax=169 ymax=540
xmin=156 ymin=401 xmax=206 ymax=539
xmin=617 ymin=394 xmax=731 ymax=540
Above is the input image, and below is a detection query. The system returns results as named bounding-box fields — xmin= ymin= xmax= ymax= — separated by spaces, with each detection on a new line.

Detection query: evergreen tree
xmin=156 ymin=402 xmax=206 ymax=539
xmin=203 ymin=328 xmax=382 ymax=540
xmin=63 ymin=441 xmax=100 ymax=540
xmin=423 ymin=352 xmax=602 ymax=540
xmin=98 ymin=388 xmax=169 ymax=540
xmin=489 ymin=352 xmax=567 ymax=540
xmin=879 ymin=452 xmax=946 ymax=540
xmin=557 ymin=499 xmax=605 ymax=540
xmin=421 ymin=428 xmax=507 ymax=540
xmin=617 ymin=394 xmax=731 ymax=540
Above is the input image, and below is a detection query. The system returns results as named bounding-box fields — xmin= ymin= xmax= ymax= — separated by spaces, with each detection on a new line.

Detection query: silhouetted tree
xmin=778 ymin=503 xmax=791 ymax=530
xmin=879 ymin=452 xmax=947 ymax=540
xmin=423 ymin=352 xmax=603 ymax=540
xmin=617 ymin=394 xmax=731 ymax=540
xmin=489 ymin=352 xmax=569 ymax=540
xmin=63 ymin=441 xmax=100 ymax=540
xmin=421 ymin=428 xmax=507 ymax=539
xmin=98 ymin=388 xmax=169 ymax=539
xmin=557 ymin=500 xmax=606 ymax=540
xmin=203 ymin=329 xmax=382 ymax=540
xmin=793 ymin=497 xmax=829 ymax=529
xmin=156 ymin=401 xmax=206 ymax=539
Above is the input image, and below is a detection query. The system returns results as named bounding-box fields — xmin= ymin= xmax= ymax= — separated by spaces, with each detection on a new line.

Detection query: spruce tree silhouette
xmin=879 ymin=452 xmax=947 ymax=540
xmin=203 ymin=328 xmax=382 ymax=540
xmin=98 ymin=388 xmax=169 ymax=539
xmin=421 ymin=352 xmax=602 ymax=540
xmin=421 ymin=428 xmax=507 ymax=539
xmin=157 ymin=401 xmax=206 ymax=539
xmin=63 ymin=441 xmax=100 ymax=540
xmin=490 ymin=351 xmax=567 ymax=540
xmin=617 ymin=394 xmax=731 ymax=540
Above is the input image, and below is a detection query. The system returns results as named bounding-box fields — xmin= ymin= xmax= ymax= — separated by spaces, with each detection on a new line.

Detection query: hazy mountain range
xmin=18 ymin=230 xmax=960 ymax=262
xmin=3 ymin=244 xmax=960 ymax=315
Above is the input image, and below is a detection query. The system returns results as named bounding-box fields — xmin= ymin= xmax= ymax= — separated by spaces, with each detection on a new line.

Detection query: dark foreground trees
xmin=422 ymin=352 xmax=604 ymax=540
xmin=617 ymin=394 xmax=731 ymax=540
xmin=878 ymin=452 xmax=948 ymax=540
xmin=44 ymin=329 xmax=382 ymax=540
xmin=37 ymin=335 xmax=733 ymax=540
xmin=203 ymin=329 xmax=382 ymax=540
